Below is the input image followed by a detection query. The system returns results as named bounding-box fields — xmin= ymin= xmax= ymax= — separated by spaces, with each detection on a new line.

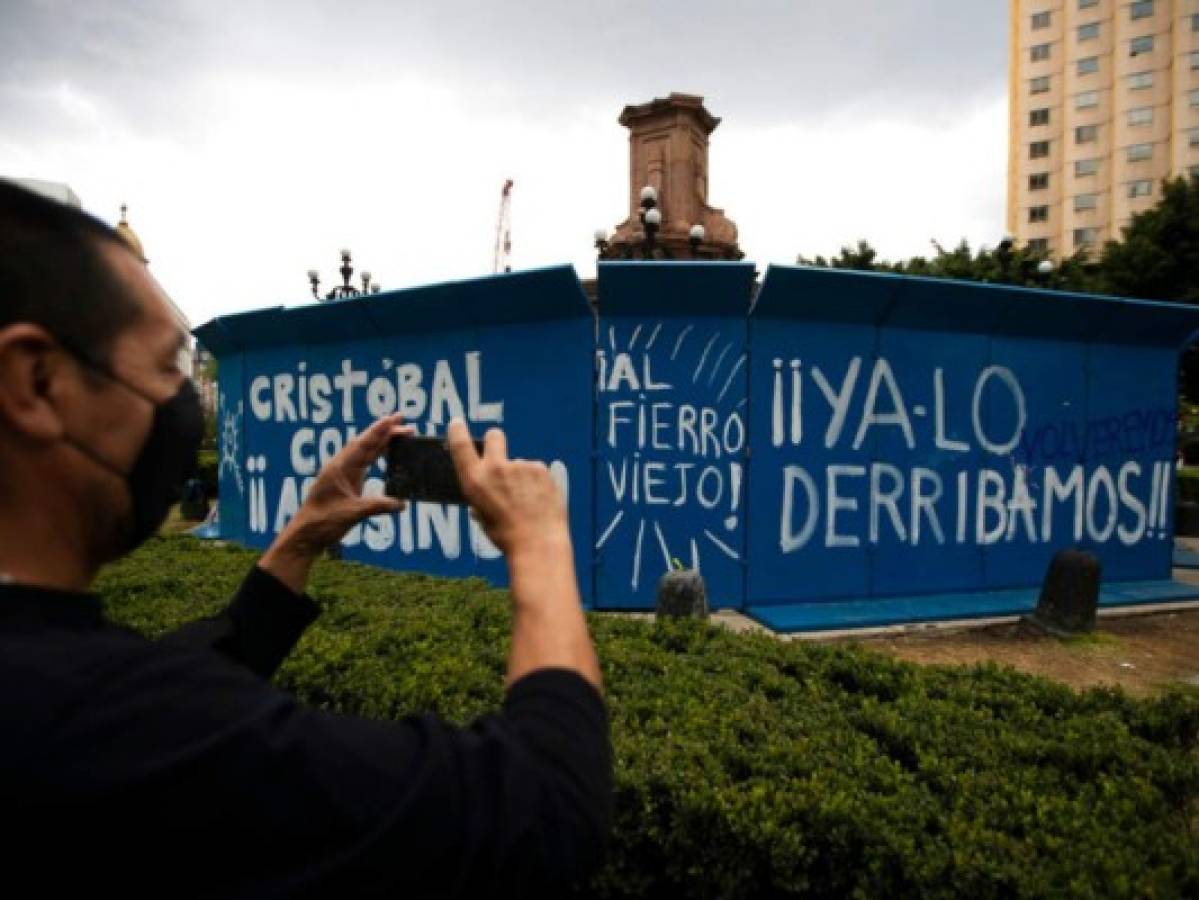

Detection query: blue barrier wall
xmin=747 ymin=265 xmax=1194 ymax=619
xmin=197 ymin=262 xmax=1199 ymax=629
xmin=593 ymin=263 xmax=755 ymax=609
xmin=196 ymin=266 xmax=595 ymax=602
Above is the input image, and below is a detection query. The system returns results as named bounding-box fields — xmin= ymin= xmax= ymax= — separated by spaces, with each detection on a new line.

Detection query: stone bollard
xmin=1023 ymin=548 xmax=1100 ymax=637
xmin=655 ymin=569 xmax=709 ymax=620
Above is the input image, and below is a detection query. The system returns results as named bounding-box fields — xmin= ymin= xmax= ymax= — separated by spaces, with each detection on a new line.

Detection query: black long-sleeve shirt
xmin=0 ymin=566 xmax=612 ymax=898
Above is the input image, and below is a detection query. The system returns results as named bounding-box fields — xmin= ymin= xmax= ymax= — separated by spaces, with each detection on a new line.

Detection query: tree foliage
xmin=1099 ymin=175 xmax=1199 ymax=304
xmin=797 ymin=237 xmax=1098 ymax=292
xmin=796 ymin=174 xmax=1199 ymax=404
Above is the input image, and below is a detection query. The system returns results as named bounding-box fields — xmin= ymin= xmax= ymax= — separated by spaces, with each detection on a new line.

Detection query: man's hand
xmin=446 ymin=419 xmax=570 ymax=561
xmin=446 ymin=419 xmax=601 ymax=693
xmin=260 ymin=414 xmax=411 ymax=594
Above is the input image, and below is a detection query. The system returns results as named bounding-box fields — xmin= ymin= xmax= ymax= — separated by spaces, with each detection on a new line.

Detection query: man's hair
xmin=0 ymin=180 xmax=142 ymax=367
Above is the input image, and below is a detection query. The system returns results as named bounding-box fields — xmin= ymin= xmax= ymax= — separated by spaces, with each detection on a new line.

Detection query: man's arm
xmin=25 ymin=635 xmax=610 ymax=897
xmin=157 ymin=564 xmax=319 ymax=679
xmin=447 ymin=421 xmax=602 ymax=693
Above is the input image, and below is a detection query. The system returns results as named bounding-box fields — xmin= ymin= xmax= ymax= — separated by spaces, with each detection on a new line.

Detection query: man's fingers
xmin=483 ymin=427 xmax=508 ymax=462
xmin=446 ymin=419 xmax=481 ymax=482
xmin=344 ymin=415 xmax=408 ymax=472
xmin=356 ymin=496 xmax=405 ymax=519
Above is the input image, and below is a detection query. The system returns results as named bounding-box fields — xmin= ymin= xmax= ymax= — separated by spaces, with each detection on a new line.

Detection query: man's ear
xmin=0 ymin=324 xmax=70 ymax=443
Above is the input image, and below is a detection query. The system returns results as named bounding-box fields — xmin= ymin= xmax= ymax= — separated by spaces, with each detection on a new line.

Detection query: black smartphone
xmin=384 ymin=435 xmax=483 ymax=505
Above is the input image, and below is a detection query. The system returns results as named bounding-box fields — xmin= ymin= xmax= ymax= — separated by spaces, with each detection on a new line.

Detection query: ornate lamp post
xmin=689 ymin=224 xmax=705 ymax=258
xmin=308 ymin=248 xmax=381 ymax=302
xmin=639 ymin=186 xmax=661 ymax=255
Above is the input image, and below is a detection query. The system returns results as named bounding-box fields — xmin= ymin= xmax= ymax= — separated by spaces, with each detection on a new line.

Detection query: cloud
xmin=0 ymin=0 xmax=1009 ymax=328
xmin=722 ymin=91 xmax=1010 ymax=268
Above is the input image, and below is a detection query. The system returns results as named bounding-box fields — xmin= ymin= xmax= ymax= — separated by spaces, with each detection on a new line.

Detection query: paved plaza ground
xmin=703 ymin=540 xmax=1199 ymax=696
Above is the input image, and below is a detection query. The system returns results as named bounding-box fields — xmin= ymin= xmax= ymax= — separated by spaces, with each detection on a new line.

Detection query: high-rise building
xmin=1008 ymin=0 xmax=1199 ymax=256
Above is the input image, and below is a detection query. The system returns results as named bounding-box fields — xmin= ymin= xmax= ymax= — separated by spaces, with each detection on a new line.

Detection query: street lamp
xmin=594 ymin=228 xmax=611 ymax=257
xmin=639 ymin=186 xmax=661 ymax=254
xmin=689 ymin=224 xmax=705 ymax=258
xmin=1034 ymin=258 xmax=1055 ymax=289
xmin=308 ymin=248 xmax=381 ymax=302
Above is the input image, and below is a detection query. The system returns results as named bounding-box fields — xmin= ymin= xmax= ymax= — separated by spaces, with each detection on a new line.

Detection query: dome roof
xmin=115 ymin=204 xmax=147 ymax=263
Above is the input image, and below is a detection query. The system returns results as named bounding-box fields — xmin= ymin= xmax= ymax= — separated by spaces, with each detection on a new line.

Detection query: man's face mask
xmin=61 ymin=348 xmax=205 ymax=554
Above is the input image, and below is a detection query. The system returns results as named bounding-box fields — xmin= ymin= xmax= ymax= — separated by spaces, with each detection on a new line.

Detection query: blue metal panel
xmin=195 ymin=267 xmax=595 ymax=603
xmin=239 ymin=345 xmax=306 ymax=551
xmin=750 ymin=265 xmax=896 ymax=325
xmin=214 ymin=355 xmax=247 ymax=543
xmin=360 ymin=266 xmax=591 ymax=336
xmin=213 ymin=307 xmax=297 ymax=350
xmin=984 ymin=335 xmax=1088 ymax=588
xmin=747 ymin=579 xmax=1199 ymax=633
xmin=593 ymin=263 xmax=755 ymax=609
xmin=193 ymin=318 xmax=240 ymax=356
xmin=747 ymin=318 xmax=873 ymax=603
xmin=197 ymin=259 xmax=1199 ymax=631
xmin=746 ymin=264 xmax=1199 ymax=618
xmin=868 ymin=323 xmax=991 ymax=597
xmin=598 ymin=261 xmax=756 ymax=316
xmin=1079 ymin=342 xmax=1177 ymax=579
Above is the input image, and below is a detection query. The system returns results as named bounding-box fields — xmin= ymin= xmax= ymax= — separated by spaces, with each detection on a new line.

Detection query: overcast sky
xmin=0 ymin=0 xmax=1009 ymax=327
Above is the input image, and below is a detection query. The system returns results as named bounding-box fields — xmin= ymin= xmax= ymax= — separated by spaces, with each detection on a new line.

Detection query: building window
xmin=1029 ymin=172 xmax=1050 ymax=190
xmin=1031 ymin=43 xmax=1051 ymax=62
xmin=1127 ymin=142 xmax=1153 ymax=161
xmin=1078 ymin=0 xmax=1097 ymax=7
xmin=1032 ymin=10 xmax=1051 ymax=29
xmin=1128 ymin=179 xmax=1153 ymax=198
xmin=1192 ymin=52 xmax=1199 ymax=70
xmin=1190 ymin=129 xmax=1199 ymax=148
xmin=1077 ymin=56 xmax=1099 ymax=75
xmin=1031 ymin=75 xmax=1050 ymax=94
xmin=1028 ymin=238 xmax=1050 ymax=253
xmin=1190 ymin=88 xmax=1199 ymax=108
xmin=1130 ymin=35 xmax=1153 ymax=56
xmin=1030 ymin=206 xmax=1050 ymax=223
xmin=1191 ymin=166 xmax=1199 ymax=179
xmin=1030 ymin=108 xmax=1050 ymax=126
xmin=1075 ymin=158 xmax=1099 ymax=176
xmin=1076 ymin=125 xmax=1099 ymax=143
xmin=1193 ymin=13 xmax=1199 ymax=31
xmin=1128 ymin=71 xmax=1153 ymax=90
xmin=1076 ymin=90 xmax=1099 ymax=109
xmin=1127 ymin=106 xmax=1152 ymax=126
xmin=1031 ymin=140 xmax=1051 ymax=159
xmin=1078 ymin=22 xmax=1100 ymax=40
xmin=1074 ymin=193 xmax=1098 ymax=211
xmin=1074 ymin=227 xmax=1099 ymax=247
xmin=1130 ymin=0 xmax=1152 ymax=20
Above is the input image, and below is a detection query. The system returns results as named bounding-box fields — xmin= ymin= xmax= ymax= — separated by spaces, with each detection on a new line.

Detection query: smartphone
xmin=384 ymin=435 xmax=482 ymax=505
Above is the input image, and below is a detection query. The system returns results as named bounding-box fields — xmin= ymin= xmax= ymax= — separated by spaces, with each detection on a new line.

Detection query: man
xmin=0 ymin=180 xmax=611 ymax=897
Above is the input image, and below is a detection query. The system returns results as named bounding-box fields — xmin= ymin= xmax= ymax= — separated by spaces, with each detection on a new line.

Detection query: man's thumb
xmin=356 ymin=496 xmax=405 ymax=519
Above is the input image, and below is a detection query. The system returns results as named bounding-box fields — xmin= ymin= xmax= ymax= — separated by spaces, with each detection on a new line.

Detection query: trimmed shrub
xmin=96 ymin=537 xmax=1199 ymax=899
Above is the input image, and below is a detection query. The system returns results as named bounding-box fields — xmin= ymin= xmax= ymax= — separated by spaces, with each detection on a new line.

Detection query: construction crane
xmin=492 ymin=179 xmax=513 ymax=274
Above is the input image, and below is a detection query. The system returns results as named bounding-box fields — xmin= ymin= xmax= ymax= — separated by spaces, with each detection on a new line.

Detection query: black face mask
xmin=63 ymin=356 xmax=205 ymax=553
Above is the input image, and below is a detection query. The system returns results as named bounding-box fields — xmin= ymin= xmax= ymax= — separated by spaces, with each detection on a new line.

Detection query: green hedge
xmin=96 ymin=538 xmax=1199 ymax=899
